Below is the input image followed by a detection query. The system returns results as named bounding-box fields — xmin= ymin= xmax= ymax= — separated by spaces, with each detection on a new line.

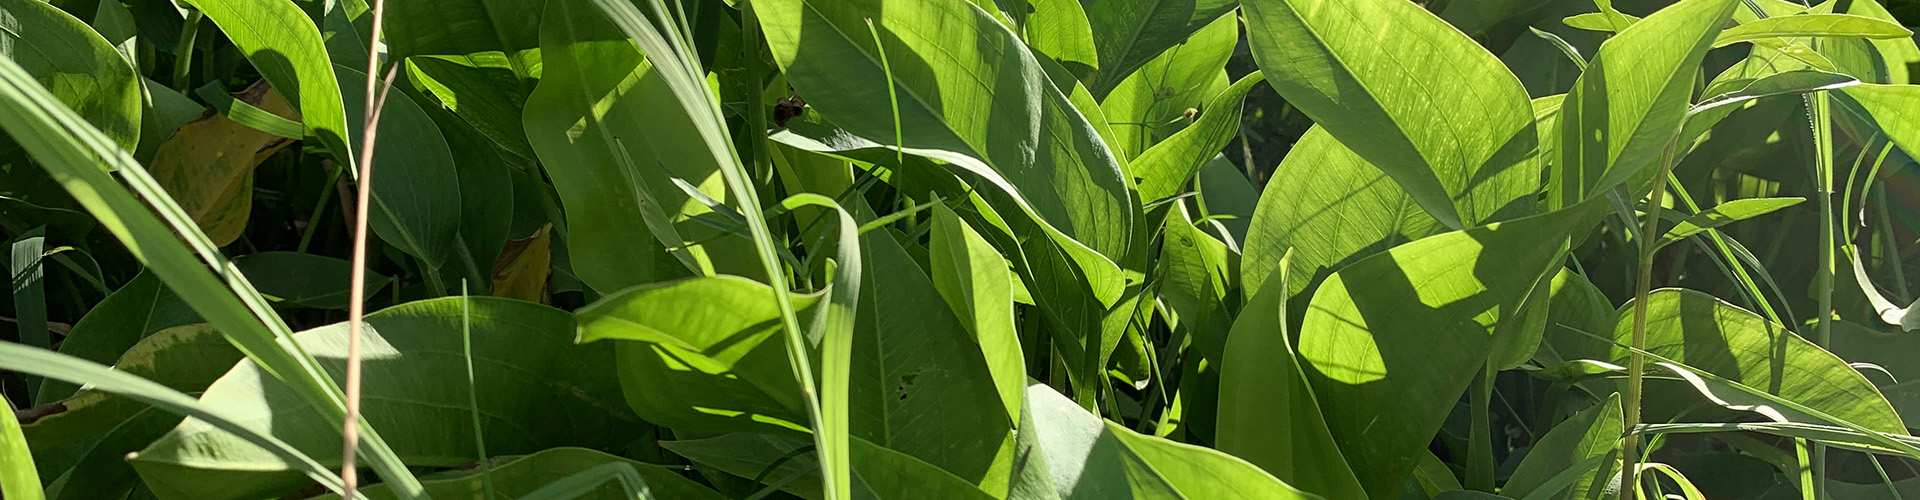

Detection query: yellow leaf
xmin=491 ymin=224 xmax=552 ymax=303
xmin=150 ymin=81 xmax=299 ymax=246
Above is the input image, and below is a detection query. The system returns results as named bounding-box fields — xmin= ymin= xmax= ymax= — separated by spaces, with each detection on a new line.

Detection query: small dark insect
xmin=774 ymin=92 xmax=807 ymax=127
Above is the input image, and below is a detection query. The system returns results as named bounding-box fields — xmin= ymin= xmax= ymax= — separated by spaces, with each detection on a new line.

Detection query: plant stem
xmin=296 ymin=162 xmax=345 ymax=254
xmin=1811 ymin=89 xmax=1836 ymax=500
xmin=1467 ymin=368 xmax=1495 ymax=492
xmin=171 ymin=10 xmax=204 ymax=93
xmin=1620 ymin=137 xmax=1682 ymax=500
xmin=342 ymin=0 xmax=396 ymax=492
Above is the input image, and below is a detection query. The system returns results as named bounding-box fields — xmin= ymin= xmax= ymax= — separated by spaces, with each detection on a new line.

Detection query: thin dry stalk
xmin=341 ymin=0 xmax=399 ymax=493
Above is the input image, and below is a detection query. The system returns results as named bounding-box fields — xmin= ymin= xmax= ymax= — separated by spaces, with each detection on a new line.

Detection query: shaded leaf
xmin=1656 ymin=197 xmax=1804 ymax=248
xmin=490 ymin=224 xmax=552 ymax=303
xmin=1503 ymin=393 xmax=1621 ymax=500
xmin=232 ymin=252 xmax=393 ymax=310
xmin=0 ymin=0 xmax=140 ymax=150
xmin=325 ymin=447 xmax=725 ymax=500
xmin=149 ymin=81 xmax=298 ymax=246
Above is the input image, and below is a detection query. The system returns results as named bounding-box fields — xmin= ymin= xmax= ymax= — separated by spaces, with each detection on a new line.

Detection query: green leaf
xmin=1022 ymin=0 xmax=1099 ymax=80
xmin=0 ymin=342 xmax=344 ymax=497
xmin=1023 ymin=382 xmax=1325 ymax=499
xmin=661 ymin=432 xmax=999 ymax=500
xmin=0 ymin=52 xmax=422 ymax=497
xmin=757 ymin=0 xmax=1135 ymax=295
xmin=1240 ymin=126 xmax=1443 ymax=303
xmin=1293 ymin=201 xmax=1604 ymax=499
xmin=576 ymin=276 xmax=819 ymax=435
xmin=1553 ymin=0 xmax=1738 ymax=208
xmin=1689 ymin=69 xmax=1859 ymax=117
xmin=33 ymin=272 xmax=196 ymax=404
xmin=1502 ymin=393 xmax=1621 ymax=500
xmin=1217 ymin=249 xmax=1369 ymax=500
xmin=1837 ymin=0 xmax=1920 ymax=85
xmin=1561 ymin=12 xmax=1640 ymax=32
xmin=1243 ymin=0 xmax=1539 ymax=230
xmin=326 ymin=447 xmax=726 ymax=500
xmin=1582 ymin=289 xmax=1908 ymax=433
xmin=130 ymin=297 xmax=638 ymax=500
xmin=1099 ymin=13 xmax=1236 ymax=160
xmin=0 ymin=394 xmax=43 ymax=500
xmin=1194 ymin=156 xmax=1257 ymax=247
xmin=384 ymin=0 xmax=543 ymax=79
xmin=1080 ymin=0 xmax=1237 ymax=98
xmin=408 ymin=55 xmax=536 ymax=159
xmin=0 ymin=0 xmax=141 ymax=151
xmin=231 ymin=252 xmax=393 ymax=310
xmin=1713 ymin=13 xmax=1913 ymax=48
xmin=927 ymin=203 xmax=1024 ymax=422
xmin=659 ymin=433 xmax=821 ymax=498
xmin=1130 ymin=71 xmax=1264 ymax=205
xmin=849 ymin=225 xmax=1013 ymax=491
xmin=417 ymin=87 xmax=516 ymax=289
xmin=1656 ymin=197 xmax=1804 ymax=248
xmin=23 ymin=325 xmax=241 ymax=500
xmin=175 ymin=0 xmax=354 ymax=172
xmin=524 ymin=0 xmax=757 ymax=291
xmin=335 ymin=63 xmax=466 ymax=270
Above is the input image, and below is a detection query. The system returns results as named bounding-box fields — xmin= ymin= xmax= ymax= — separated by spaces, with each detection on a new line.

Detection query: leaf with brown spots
xmin=149 ymin=81 xmax=299 ymax=246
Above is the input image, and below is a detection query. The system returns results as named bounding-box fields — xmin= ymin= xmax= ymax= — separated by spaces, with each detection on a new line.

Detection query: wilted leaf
xmin=149 ymin=81 xmax=298 ymax=246
xmin=491 ymin=224 xmax=552 ymax=303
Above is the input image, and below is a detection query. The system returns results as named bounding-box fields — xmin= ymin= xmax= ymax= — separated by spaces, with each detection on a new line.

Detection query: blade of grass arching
xmin=1634 ymin=422 xmax=1920 ymax=457
xmin=1565 ymin=326 xmax=1920 ymax=460
xmin=0 ymin=56 xmax=423 ymax=498
xmin=1664 ymin=173 xmax=1790 ymax=324
xmin=461 ymin=281 xmax=496 ymax=500
xmin=516 ymin=463 xmax=655 ymax=500
xmin=0 ymin=342 xmax=345 ymax=494
xmin=9 ymin=227 xmax=49 ymax=400
xmin=586 ymin=1 xmax=847 ymax=497
xmin=0 ymin=392 xmax=43 ymax=500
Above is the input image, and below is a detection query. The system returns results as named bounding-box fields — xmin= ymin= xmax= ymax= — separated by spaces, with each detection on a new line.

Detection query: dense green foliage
xmin=2 ymin=0 xmax=1920 ymax=498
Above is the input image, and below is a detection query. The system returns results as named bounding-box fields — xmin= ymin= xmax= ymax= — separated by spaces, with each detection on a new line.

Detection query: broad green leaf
xmin=33 ymin=272 xmax=196 ymax=404
xmin=1838 ymin=0 xmax=1920 ymax=85
xmin=1244 ymin=0 xmax=1539 ymax=230
xmin=0 ymin=391 xmax=42 ymax=500
xmin=232 ymin=252 xmax=393 ymax=309
xmin=1194 ymin=156 xmax=1256 ymax=248
xmin=1561 ymin=11 xmax=1641 ymax=32
xmin=1023 ymin=382 xmax=1325 ymax=499
xmin=1553 ymin=0 xmax=1738 ymax=208
xmin=1502 ymin=393 xmax=1621 ymax=500
xmin=417 ymin=86 xmax=516 ymax=288
xmin=1294 ymin=201 xmax=1604 ymax=499
xmin=1656 ymin=197 xmax=1804 ymax=248
xmin=1131 ymin=71 xmax=1265 ymax=204
xmin=576 ymin=276 xmax=819 ymax=435
xmin=1022 ymin=0 xmax=1098 ymax=79
xmin=928 ymin=203 xmax=1025 ymax=422
xmin=1217 ymin=250 xmax=1369 ymax=500
xmin=336 ymin=63 xmax=466 ymax=270
xmin=1240 ymin=126 xmax=1443 ymax=303
xmin=1689 ymin=69 xmax=1859 ymax=117
xmin=384 ymin=0 xmax=544 ymax=79
xmin=1080 ymin=0 xmax=1237 ymax=98
xmin=1713 ymin=13 xmax=1912 ymax=48
xmin=757 ymin=0 xmax=1135 ymax=291
xmin=407 ymin=55 xmax=536 ymax=159
xmin=1532 ymin=270 xmax=1616 ymax=368
xmin=525 ymin=0 xmax=756 ymax=292
xmin=175 ymin=0 xmax=354 ymax=172
xmin=131 ymin=297 xmax=638 ymax=500
xmin=1099 ymin=13 xmax=1235 ymax=159
xmin=850 ymin=226 xmax=1013 ymax=492
xmin=24 ymin=325 xmax=241 ymax=500
xmin=326 ymin=447 xmax=725 ymax=500
xmin=0 ymin=0 xmax=140 ymax=150
xmin=148 ymin=82 xmax=299 ymax=246
xmin=0 ymin=342 xmax=344 ymax=497
xmin=1576 ymin=289 xmax=1907 ymax=433
xmin=0 ymin=53 xmax=422 ymax=496
xmin=661 ymin=432 xmax=999 ymax=500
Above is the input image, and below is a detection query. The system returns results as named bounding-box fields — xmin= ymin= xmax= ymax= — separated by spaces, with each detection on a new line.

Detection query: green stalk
xmin=1620 ymin=136 xmax=1682 ymax=500
xmin=1810 ymin=89 xmax=1836 ymax=500
xmin=1467 ymin=368 xmax=1496 ymax=492
xmin=171 ymin=10 xmax=204 ymax=93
